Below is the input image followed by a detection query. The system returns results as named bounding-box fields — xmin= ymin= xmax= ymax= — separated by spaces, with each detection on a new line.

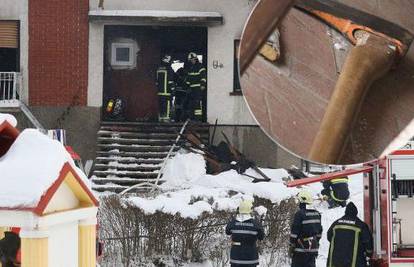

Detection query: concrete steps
xmin=91 ymin=121 xmax=210 ymax=193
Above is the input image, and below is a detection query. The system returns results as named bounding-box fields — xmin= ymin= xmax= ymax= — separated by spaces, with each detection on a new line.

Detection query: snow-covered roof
xmin=0 ymin=113 xmax=17 ymax=127
xmin=0 ymin=129 xmax=96 ymax=211
xmin=89 ymin=10 xmax=223 ymax=26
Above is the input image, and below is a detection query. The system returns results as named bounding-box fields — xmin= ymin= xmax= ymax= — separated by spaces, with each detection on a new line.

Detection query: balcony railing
xmin=0 ymin=72 xmax=20 ymax=101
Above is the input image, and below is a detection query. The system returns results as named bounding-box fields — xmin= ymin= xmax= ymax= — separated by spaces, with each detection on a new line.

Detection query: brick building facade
xmin=0 ymin=0 xmax=300 ymax=169
xmin=28 ymin=0 xmax=89 ymax=106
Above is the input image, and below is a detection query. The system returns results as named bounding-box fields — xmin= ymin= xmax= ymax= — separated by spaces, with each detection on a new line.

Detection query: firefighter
xmin=289 ymin=190 xmax=322 ymax=267
xmin=321 ymin=176 xmax=350 ymax=208
xmin=327 ymin=202 xmax=373 ymax=267
xmin=185 ymin=52 xmax=206 ymax=122
xmin=173 ymin=67 xmax=188 ymax=122
xmin=156 ymin=54 xmax=175 ymax=122
xmin=226 ymin=199 xmax=264 ymax=267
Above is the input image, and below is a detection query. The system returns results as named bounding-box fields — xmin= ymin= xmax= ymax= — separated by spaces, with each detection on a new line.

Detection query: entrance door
xmin=103 ymin=26 xmax=207 ymax=122
xmin=104 ymin=26 xmax=161 ymax=121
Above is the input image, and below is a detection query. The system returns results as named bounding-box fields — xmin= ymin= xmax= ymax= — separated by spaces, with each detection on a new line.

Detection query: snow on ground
xmin=127 ymin=151 xmax=364 ymax=266
xmin=161 ymin=152 xmax=207 ymax=188
xmin=0 ymin=128 xmax=91 ymax=208
xmin=309 ymin=173 xmax=364 ymax=267
xmin=127 ymin=151 xmax=299 ymax=219
xmin=0 ymin=113 xmax=17 ymax=127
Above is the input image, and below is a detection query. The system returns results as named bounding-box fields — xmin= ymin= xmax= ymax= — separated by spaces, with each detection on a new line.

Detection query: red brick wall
xmin=29 ymin=0 xmax=89 ymax=106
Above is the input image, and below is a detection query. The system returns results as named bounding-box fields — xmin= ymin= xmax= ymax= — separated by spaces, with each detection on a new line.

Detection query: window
xmin=111 ymin=42 xmax=135 ymax=67
xmin=0 ymin=21 xmax=18 ymax=49
xmin=232 ymin=39 xmax=242 ymax=95
xmin=115 ymin=47 xmax=130 ymax=62
xmin=0 ymin=21 xmax=19 ymax=72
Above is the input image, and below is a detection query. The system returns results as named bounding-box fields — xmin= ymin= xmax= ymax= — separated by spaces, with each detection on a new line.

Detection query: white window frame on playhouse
xmin=111 ymin=42 xmax=135 ymax=67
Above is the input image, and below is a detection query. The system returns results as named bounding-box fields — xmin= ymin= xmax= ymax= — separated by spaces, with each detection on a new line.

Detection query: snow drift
xmin=125 ymin=152 xmax=364 ymax=266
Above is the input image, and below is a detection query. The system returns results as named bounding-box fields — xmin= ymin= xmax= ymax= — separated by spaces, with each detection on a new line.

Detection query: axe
xmin=293 ymin=0 xmax=413 ymax=164
xmin=240 ymin=0 xmax=413 ymax=164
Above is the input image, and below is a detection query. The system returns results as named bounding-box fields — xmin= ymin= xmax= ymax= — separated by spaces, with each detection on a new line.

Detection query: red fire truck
xmin=287 ymin=149 xmax=414 ymax=267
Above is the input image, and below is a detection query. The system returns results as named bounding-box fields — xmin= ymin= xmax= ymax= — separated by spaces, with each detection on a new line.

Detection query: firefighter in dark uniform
xmin=173 ymin=67 xmax=188 ymax=122
xmin=290 ymin=190 xmax=323 ymax=267
xmin=327 ymin=202 xmax=373 ymax=267
xmin=321 ymin=176 xmax=350 ymax=208
xmin=226 ymin=200 xmax=264 ymax=267
xmin=185 ymin=52 xmax=206 ymax=122
xmin=156 ymin=54 xmax=175 ymax=122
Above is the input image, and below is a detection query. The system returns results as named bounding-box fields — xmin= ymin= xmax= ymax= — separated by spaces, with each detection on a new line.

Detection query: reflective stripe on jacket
xmin=290 ymin=203 xmax=323 ymax=255
xmin=156 ymin=65 xmax=175 ymax=96
xmin=327 ymin=215 xmax=373 ymax=267
xmin=323 ymin=177 xmax=350 ymax=202
xmin=185 ymin=62 xmax=206 ymax=90
xmin=225 ymin=216 xmax=264 ymax=265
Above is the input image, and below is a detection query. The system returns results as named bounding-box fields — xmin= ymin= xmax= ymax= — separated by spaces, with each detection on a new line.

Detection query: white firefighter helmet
xmin=162 ymin=54 xmax=172 ymax=64
xmin=238 ymin=199 xmax=253 ymax=214
xmin=187 ymin=52 xmax=198 ymax=61
xmin=297 ymin=190 xmax=313 ymax=205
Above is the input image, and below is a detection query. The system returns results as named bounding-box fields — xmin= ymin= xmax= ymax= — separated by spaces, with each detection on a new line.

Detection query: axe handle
xmin=308 ymin=33 xmax=396 ymax=164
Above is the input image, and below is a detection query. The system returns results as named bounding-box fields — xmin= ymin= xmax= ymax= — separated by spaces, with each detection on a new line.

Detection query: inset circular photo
xmin=239 ymin=0 xmax=414 ymax=165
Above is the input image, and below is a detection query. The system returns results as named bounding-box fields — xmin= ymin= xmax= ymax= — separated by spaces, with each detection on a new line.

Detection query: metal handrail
xmin=0 ymin=72 xmax=20 ymax=101
xmin=119 ymin=119 xmax=190 ymax=195
xmin=20 ymin=101 xmax=46 ymax=133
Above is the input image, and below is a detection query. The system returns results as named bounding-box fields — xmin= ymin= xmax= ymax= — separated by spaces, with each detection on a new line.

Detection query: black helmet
xmin=345 ymin=202 xmax=358 ymax=217
xmin=187 ymin=52 xmax=198 ymax=61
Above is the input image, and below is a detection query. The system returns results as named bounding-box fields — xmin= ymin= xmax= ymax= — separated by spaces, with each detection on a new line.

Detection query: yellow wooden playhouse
xmin=0 ymin=118 xmax=99 ymax=267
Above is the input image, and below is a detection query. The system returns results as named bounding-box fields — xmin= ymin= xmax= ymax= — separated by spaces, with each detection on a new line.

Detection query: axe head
xmin=295 ymin=0 xmax=413 ymax=56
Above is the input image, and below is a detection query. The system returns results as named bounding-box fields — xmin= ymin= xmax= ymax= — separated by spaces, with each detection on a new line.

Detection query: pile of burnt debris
xmin=178 ymin=124 xmax=307 ymax=183
xmin=180 ymin=129 xmax=270 ymax=183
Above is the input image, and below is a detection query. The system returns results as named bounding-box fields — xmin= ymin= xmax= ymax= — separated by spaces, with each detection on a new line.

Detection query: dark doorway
xmin=103 ymin=26 xmax=207 ymax=122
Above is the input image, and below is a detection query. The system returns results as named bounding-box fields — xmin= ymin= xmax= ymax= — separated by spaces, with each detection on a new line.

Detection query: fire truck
xmin=287 ymin=149 xmax=414 ymax=267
